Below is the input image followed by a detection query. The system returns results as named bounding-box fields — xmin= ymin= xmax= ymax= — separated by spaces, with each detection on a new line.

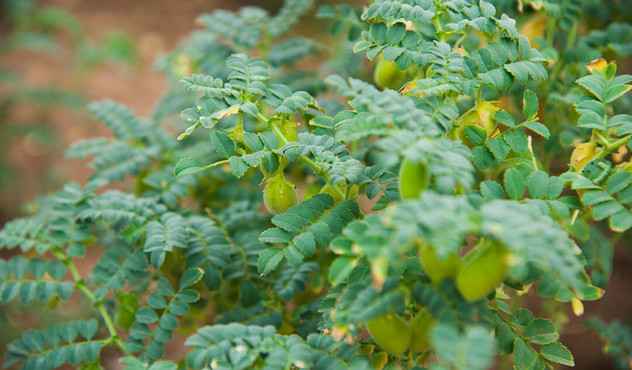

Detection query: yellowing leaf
xmin=587 ymin=58 xmax=608 ymax=75
xmin=570 ymin=141 xmax=601 ymax=172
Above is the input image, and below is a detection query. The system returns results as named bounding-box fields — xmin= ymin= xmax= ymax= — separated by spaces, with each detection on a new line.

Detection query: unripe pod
xmin=455 ymin=100 xmax=500 ymax=148
xmin=281 ymin=121 xmax=298 ymax=143
xmin=456 ymin=240 xmax=508 ymax=302
xmin=115 ymin=293 xmax=139 ymax=330
xmin=409 ymin=308 xmax=435 ymax=353
xmin=374 ymin=58 xmax=405 ymax=90
xmin=263 ymin=176 xmax=298 ymax=215
xmin=420 ymin=244 xmax=461 ymax=285
xmin=399 ymin=158 xmax=430 ymax=200
xmin=367 ymin=313 xmax=411 ymax=356
xmin=370 ymin=352 xmax=389 ymax=370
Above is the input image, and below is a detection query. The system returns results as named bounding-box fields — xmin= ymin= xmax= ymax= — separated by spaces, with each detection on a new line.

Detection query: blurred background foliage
xmin=0 ymin=0 xmax=631 ymax=368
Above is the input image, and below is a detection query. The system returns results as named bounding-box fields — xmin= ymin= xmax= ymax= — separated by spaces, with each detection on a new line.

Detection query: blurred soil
xmin=0 ymin=1 xmax=630 ymax=369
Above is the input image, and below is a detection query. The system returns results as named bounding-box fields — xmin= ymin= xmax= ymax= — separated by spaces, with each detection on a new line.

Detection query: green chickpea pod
xmin=263 ymin=173 xmax=299 ymax=215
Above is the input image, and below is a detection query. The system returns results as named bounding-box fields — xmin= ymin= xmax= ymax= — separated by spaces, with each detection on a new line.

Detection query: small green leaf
xmin=176 ymin=290 xmax=199 ymax=304
xmin=496 ymin=323 xmax=516 ymax=355
xmin=47 ymin=260 xmax=67 ymax=281
xmin=239 ymin=280 xmax=261 ymax=307
xmin=229 ymin=156 xmax=250 ymax=178
xmin=606 ymin=172 xmax=632 ymax=194
xmin=168 ymin=300 xmax=190 ymax=316
xmin=370 ymin=23 xmax=387 ymax=44
xmin=540 ymin=342 xmax=574 ymax=366
xmin=480 ymin=180 xmax=504 ymax=200
xmin=156 ymin=278 xmax=175 ymax=297
xmin=522 ymin=90 xmax=539 ymax=120
xmin=592 ymin=201 xmax=624 ymax=220
xmin=524 ymin=318 xmax=559 ymax=345
xmin=259 ymin=131 xmax=279 ymax=150
xmin=130 ymin=322 xmax=151 ymax=340
xmin=209 ymin=131 xmax=235 ymax=159
xmin=546 ymin=176 xmax=565 ymax=199
xmin=242 ymin=132 xmax=264 ymax=152
xmin=27 ymin=259 xmax=46 ymax=280
xmin=464 ymin=125 xmax=487 ymax=146
xmin=159 ymin=313 xmax=178 ymax=331
xmin=527 ymin=170 xmax=549 ymax=199
xmin=328 ymin=257 xmax=356 ymax=286
xmin=135 ymin=307 xmax=159 ymax=324
xmin=147 ymin=292 xmax=166 ymax=309
xmin=180 ymin=107 xmax=200 ymax=123
xmin=486 ymin=137 xmax=510 ymax=160
xmin=521 ymin=121 xmax=550 ymax=139
xmin=258 ymin=248 xmax=284 ymax=275
xmin=503 ymin=129 xmax=528 ymax=154
xmin=154 ymin=328 xmax=174 ymax=343
xmin=293 ymin=233 xmax=316 ymax=256
xmin=239 ymin=102 xmax=259 ymax=116
xmin=504 ymin=168 xmax=525 ymax=200
xmin=259 ymin=228 xmax=291 ymax=244
xmin=472 ymin=146 xmax=495 ymax=169
xmin=610 ymin=210 xmax=632 ymax=232
xmin=146 ymin=340 xmax=165 ymax=360
xmin=175 ymin=157 xmax=204 ymax=178
xmin=604 ymin=84 xmax=632 ymax=103
xmin=492 ymin=111 xmax=515 ymax=127
xmin=125 ymin=337 xmax=144 ymax=353
xmin=514 ymin=339 xmax=546 ymax=370
xmin=386 ymin=22 xmax=406 ymax=45
xmin=576 ymin=75 xmax=606 ymax=101
xmin=284 ymin=244 xmax=304 ymax=266
xmin=179 ymin=268 xmax=204 ymax=290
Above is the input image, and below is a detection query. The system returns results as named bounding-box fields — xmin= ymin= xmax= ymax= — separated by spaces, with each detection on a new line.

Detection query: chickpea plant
xmin=2 ymin=0 xmax=632 ymax=369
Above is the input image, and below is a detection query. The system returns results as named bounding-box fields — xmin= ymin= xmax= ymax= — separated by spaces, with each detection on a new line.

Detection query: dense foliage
xmin=2 ymin=0 xmax=632 ymax=368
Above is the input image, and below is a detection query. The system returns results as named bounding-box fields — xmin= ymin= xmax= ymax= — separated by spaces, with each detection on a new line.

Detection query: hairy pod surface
xmin=456 ymin=240 xmax=508 ymax=302
xmin=367 ymin=313 xmax=412 ymax=356
xmin=420 ymin=244 xmax=461 ymax=285
xmin=399 ymin=158 xmax=430 ymax=199
xmin=409 ymin=308 xmax=435 ymax=353
xmin=263 ymin=176 xmax=299 ymax=215
xmin=455 ymin=100 xmax=500 ymax=148
xmin=370 ymin=352 xmax=388 ymax=370
xmin=115 ymin=293 xmax=139 ymax=330
xmin=374 ymin=58 xmax=405 ymax=90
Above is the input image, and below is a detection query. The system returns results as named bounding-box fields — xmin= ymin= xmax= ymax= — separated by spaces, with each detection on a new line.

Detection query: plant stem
xmin=54 ymin=250 xmax=135 ymax=358
xmin=259 ymin=113 xmax=347 ymax=200
xmin=492 ymin=306 xmax=554 ymax=369
xmin=595 ymin=134 xmax=632 ymax=159
xmin=527 ymin=136 xmax=539 ymax=171
xmin=203 ymin=159 xmax=229 ymax=170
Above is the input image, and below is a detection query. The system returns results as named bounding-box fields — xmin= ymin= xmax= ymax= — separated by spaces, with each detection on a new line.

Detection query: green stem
xmin=527 ymin=136 xmax=539 ymax=171
xmin=606 ymin=135 xmax=631 ymax=152
xmin=54 ymin=250 xmax=134 ymax=358
xmin=566 ymin=21 xmax=578 ymax=48
xmin=595 ymin=135 xmax=632 ymax=159
xmin=546 ymin=18 xmax=556 ymax=47
xmin=492 ymin=306 xmax=554 ymax=369
xmin=259 ymin=113 xmax=346 ymax=200
xmin=595 ymin=132 xmax=610 ymax=147
xmin=203 ymin=159 xmax=230 ymax=170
